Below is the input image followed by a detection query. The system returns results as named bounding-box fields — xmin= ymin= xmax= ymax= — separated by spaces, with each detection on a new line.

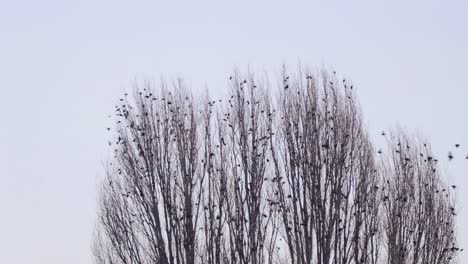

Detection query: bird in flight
xmin=448 ymin=152 xmax=454 ymax=161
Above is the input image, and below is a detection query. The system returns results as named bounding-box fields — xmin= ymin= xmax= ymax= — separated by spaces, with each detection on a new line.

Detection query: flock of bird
xmin=447 ymin=143 xmax=468 ymax=161
xmin=379 ymin=131 xmax=468 ymax=162
xmin=102 ymin=74 xmax=464 ymax=259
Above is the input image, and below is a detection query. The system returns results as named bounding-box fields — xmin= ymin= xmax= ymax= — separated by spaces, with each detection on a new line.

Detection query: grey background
xmin=0 ymin=1 xmax=467 ymax=263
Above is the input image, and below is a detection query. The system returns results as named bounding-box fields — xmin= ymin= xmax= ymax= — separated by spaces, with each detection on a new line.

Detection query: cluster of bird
xmin=230 ymin=71 xmax=354 ymax=91
xmin=447 ymin=143 xmax=468 ymax=161
xmin=379 ymin=131 xmax=468 ymax=161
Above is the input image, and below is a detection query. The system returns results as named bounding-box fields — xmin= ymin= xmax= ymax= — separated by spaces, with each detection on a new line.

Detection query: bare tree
xmin=94 ymin=82 xmax=207 ymax=264
xmin=271 ymin=68 xmax=381 ymax=264
xmin=220 ymin=73 xmax=274 ymax=264
xmin=93 ymin=67 xmax=459 ymax=264
xmin=199 ymin=92 xmax=231 ymax=264
xmin=380 ymin=131 xmax=458 ymax=264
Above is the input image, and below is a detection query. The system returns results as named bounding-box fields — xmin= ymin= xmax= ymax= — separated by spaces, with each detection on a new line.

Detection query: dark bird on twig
xmin=455 ymin=144 xmax=460 ymax=148
xmin=284 ymin=84 xmax=289 ymax=89
xmin=448 ymin=152 xmax=454 ymax=161
xmin=381 ymin=131 xmax=386 ymax=136
xmin=452 ymin=185 xmax=456 ymax=189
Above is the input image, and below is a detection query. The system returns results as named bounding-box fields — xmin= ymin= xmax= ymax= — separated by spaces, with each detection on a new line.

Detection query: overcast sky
xmin=0 ymin=0 xmax=467 ymax=263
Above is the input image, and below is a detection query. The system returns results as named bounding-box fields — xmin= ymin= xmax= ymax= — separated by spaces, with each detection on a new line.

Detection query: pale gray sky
xmin=0 ymin=0 xmax=467 ymax=263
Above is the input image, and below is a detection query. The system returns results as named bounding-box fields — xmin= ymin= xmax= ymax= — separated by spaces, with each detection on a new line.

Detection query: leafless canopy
xmin=93 ymin=67 xmax=459 ymax=264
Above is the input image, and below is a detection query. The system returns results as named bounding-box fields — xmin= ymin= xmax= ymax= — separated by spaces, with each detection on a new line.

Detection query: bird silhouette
xmin=448 ymin=152 xmax=454 ymax=161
